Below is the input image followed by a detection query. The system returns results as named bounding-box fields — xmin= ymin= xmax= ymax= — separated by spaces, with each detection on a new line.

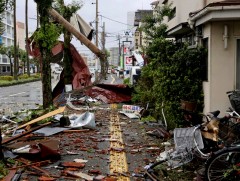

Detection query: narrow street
xmin=0 ymin=81 xmax=43 ymax=114
xmin=4 ymin=102 xmax=161 ymax=180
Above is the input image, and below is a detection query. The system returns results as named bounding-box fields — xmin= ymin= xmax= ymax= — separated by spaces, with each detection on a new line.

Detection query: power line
xmin=100 ymin=15 xmax=134 ymax=27
xmin=105 ymin=39 xmax=119 ymax=44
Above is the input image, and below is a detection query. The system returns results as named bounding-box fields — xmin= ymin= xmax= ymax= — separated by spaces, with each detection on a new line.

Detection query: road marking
xmin=109 ymin=104 xmax=129 ymax=181
xmin=0 ymin=97 xmax=7 ymax=100
xmin=111 ymin=75 xmax=116 ymax=84
xmin=9 ymin=92 xmax=26 ymax=97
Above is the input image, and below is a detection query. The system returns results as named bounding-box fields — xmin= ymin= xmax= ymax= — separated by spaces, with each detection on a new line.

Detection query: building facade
xmin=109 ymin=47 xmax=119 ymax=67
xmin=133 ymin=10 xmax=153 ymax=53
xmin=0 ymin=10 xmax=14 ymax=75
xmin=155 ymin=0 xmax=240 ymax=115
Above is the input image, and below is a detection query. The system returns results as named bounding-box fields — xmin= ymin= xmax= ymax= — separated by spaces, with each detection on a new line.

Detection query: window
xmin=2 ymin=66 xmax=6 ymax=72
xmin=202 ymin=38 xmax=208 ymax=81
xmin=7 ymin=13 xmax=11 ymax=24
xmin=168 ymin=7 xmax=176 ymax=22
xmin=2 ymin=57 xmax=8 ymax=63
xmin=236 ymin=39 xmax=240 ymax=89
xmin=7 ymin=39 xmax=11 ymax=46
xmin=7 ymin=25 xmax=11 ymax=34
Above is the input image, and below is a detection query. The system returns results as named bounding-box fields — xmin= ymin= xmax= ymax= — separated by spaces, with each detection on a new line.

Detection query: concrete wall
xmin=203 ymin=21 xmax=240 ymax=115
xmin=167 ymin=0 xmax=204 ymax=30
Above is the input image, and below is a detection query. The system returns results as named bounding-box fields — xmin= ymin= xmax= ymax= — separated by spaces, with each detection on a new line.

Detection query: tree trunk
xmin=25 ymin=0 xmax=30 ymax=76
xmin=13 ymin=0 xmax=18 ymax=80
xmin=0 ymin=128 xmax=3 ymax=160
xmin=63 ymin=30 xmax=73 ymax=86
xmin=10 ymin=61 xmax=13 ymax=76
xmin=41 ymin=50 xmax=53 ymax=108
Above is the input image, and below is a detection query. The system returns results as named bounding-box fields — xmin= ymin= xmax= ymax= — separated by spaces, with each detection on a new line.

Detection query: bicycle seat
xmin=207 ymin=110 xmax=220 ymax=118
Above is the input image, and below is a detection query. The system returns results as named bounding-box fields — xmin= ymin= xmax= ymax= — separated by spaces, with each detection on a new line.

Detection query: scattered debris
xmin=60 ymin=161 xmax=85 ymax=168
xmin=68 ymin=111 xmax=96 ymax=129
xmin=17 ymin=107 xmax=65 ymax=130
xmin=65 ymin=171 xmax=94 ymax=180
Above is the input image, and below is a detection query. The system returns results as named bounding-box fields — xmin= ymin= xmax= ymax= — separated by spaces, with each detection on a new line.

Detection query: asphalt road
xmin=0 ymin=73 xmax=123 ymax=116
xmin=0 ymin=81 xmax=43 ymax=115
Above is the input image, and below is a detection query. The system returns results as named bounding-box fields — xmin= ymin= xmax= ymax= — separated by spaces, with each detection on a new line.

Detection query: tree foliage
xmin=132 ymin=5 xmax=207 ymax=129
xmin=34 ymin=23 xmax=60 ymax=52
xmin=53 ymin=0 xmax=82 ymax=85
xmin=34 ymin=0 xmax=60 ymax=108
xmin=0 ymin=0 xmax=6 ymax=35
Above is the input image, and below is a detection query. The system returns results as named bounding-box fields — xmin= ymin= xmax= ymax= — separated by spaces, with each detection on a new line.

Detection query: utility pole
xmin=95 ymin=0 xmax=98 ymax=48
xmin=118 ymin=34 xmax=121 ymax=67
xmin=101 ymin=22 xmax=105 ymax=51
xmin=13 ymin=0 xmax=18 ymax=80
xmin=25 ymin=0 xmax=30 ymax=76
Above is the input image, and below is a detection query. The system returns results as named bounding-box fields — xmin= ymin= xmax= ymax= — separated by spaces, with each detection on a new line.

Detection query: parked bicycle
xmin=143 ymin=110 xmax=240 ymax=180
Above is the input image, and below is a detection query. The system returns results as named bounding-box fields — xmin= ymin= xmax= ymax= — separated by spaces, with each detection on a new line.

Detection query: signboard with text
xmin=124 ymin=56 xmax=132 ymax=70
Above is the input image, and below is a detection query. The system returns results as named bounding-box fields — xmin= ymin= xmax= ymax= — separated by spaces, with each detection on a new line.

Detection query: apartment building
xmin=0 ymin=10 xmax=14 ymax=75
xmin=155 ymin=0 xmax=240 ymax=115
xmin=133 ymin=10 xmax=153 ymax=53
xmin=109 ymin=47 xmax=119 ymax=67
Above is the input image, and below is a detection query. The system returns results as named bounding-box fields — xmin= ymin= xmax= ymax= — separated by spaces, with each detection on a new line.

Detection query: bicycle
xmin=205 ymin=143 xmax=240 ymax=181
xmin=203 ymin=91 xmax=240 ymax=180
xmin=143 ymin=110 xmax=240 ymax=181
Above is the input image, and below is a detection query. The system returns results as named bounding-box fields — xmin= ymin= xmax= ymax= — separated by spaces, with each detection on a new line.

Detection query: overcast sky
xmin=16 ymin=0 xmax=153 ymax=54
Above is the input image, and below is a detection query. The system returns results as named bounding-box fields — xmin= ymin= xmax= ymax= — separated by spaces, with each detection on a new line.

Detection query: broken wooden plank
xmin=17 ymin=106 xmax=65 ymax=129
xmin=2 ymin=122 xmax=51 ymax=145
xmin=60 ymin=161 xmax=85 ymax=168
xmin=9 ymin=160 xmax=51 ymax=170
xmin=3 ymin=162 xmax=18 ymax=181
xmin=17 ymin=158 xmax=51 ymax=176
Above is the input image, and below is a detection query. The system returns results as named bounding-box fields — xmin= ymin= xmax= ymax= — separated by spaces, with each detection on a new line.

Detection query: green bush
xmin=0 ymin=76 xmax=13 ymax=81
xmin=18 ymin=74 xmax=29 ymax=79
xmin=33 ymin=73 xmax=41 ymax=78
xmin=132 ymin=41 xmax=206 ymax=129
xmin=123 ymin=77 xmax=130 ymax=85
xmin=131 ymin=4 xmax=207 ymax=129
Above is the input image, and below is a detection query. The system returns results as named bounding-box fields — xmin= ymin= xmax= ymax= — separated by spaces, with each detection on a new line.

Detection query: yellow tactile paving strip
xmin=109 ymin=104 xmax=130 ymax=181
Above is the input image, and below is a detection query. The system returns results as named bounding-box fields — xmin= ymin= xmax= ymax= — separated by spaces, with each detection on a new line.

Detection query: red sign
xmin=125 ymin=57 xmax=132 ymax=65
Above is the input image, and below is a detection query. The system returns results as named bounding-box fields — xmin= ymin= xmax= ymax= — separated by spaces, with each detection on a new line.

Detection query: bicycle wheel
xmin=205 ymin=147 xmax=240 ymax=181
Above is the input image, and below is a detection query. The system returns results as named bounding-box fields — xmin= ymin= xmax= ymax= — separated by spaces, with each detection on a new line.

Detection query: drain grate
xmin=109 ymin=104 xmax=130 ymax=181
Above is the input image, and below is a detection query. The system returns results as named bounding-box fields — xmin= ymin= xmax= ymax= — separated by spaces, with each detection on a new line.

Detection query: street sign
xmin=124 ymin=56 xmax=132 ymax=70
xmin=125 ymin=56 xmax=132 ymax=65
xmin=123 ymin=30 xmax=132 ymax=38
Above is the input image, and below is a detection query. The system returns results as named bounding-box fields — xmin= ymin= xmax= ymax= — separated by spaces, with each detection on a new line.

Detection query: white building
xmin=155 ymin=0 xmax=240 ymax=115
xmin=109 ymin=47 xmax=119 ymax=67
xmin=0 ymin=10 xmax=14 ymax=75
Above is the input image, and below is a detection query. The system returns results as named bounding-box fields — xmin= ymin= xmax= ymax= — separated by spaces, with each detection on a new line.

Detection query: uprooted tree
xmin=34 ymin=0 xmax=60 ymax=108
xmin=33 ymin=0 xmax=107 ymax=109
xmin=53 ymin=0 xmax=82 ymax=86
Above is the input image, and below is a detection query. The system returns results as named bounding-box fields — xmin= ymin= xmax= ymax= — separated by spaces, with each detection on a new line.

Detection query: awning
xmin=166 ymin=22 xmax=193 ymax=37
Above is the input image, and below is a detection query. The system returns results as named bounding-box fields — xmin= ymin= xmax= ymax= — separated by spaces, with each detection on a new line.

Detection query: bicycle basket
xmin=219 ymin=121 xmax=240 ymax=145
xmin=174 ymin=127 xmax=204 ymax=151
xmin=228 ymin=91 xmax=240 ymax=114
xmin=167 ymin=127 xmax=204 ymax=168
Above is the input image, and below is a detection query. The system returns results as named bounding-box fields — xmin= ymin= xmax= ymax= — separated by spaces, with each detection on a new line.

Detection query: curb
xmin=0 ymin=78 xmax=41 ymax=87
